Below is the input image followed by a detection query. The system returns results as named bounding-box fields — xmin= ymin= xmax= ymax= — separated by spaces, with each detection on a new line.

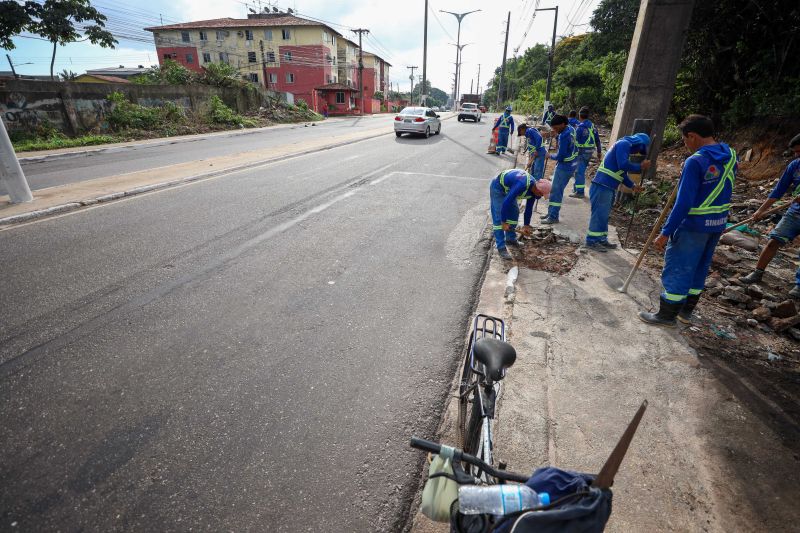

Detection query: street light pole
xmin=535 ymin=6 xmax=558 ymax=110
xmin=422 ymin=0 xmax=428 ymax=106
xmin=441 ymin=9 xmax=480 ymax=107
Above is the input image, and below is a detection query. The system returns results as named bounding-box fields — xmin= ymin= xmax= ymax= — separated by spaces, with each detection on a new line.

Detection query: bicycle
xmin=457 ymin=314 xmax=516 ymax=481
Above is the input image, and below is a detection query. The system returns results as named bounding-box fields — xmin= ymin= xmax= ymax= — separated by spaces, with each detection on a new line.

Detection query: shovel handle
xmin=722 ymin=202 xmax=790 ymax=234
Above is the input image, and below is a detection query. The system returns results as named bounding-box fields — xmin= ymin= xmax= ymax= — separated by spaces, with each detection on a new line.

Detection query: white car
xmin=458 ymin=103 xmax=482 ymax=122
xmin=394 ymin=107 xmax=442 ymax=138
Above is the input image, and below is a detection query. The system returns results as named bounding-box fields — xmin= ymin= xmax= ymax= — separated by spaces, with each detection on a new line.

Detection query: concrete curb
xmin=0 ymin=125 xmax=404 ymax=227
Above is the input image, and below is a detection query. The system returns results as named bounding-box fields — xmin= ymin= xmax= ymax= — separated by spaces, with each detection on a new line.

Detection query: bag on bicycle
xmin=420 ymin=450 xmax=460 ymax=522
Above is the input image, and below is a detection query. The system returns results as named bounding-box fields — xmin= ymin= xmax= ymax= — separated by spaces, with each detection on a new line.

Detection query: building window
xmin=282 ymin=28 xmax=291 ymax=40
xmin=163 ymin=53 xmax=171 ymax=60
xmin=216 ymin=30 xmax=226 ymax=41
xmin=248 ymin=73 xmax=259 ymax=83
xmin=181 ymin=31 xmax=190 ymax=43
xmin=248 ymin=51 xmax=257 ymax=63
xmin=202 ymin=52 xmax=211 ymax=63
xmin=245 ymin=30 xmax=254 ymax=41
xmin=219 ymin=52 xmax=228 ymax=63
xmin=336 ymin=92 xmax=345 ymax=104
xmin=269 ymin=73 xmax=278 ymax=83
xmin=283 ymin=51 xmax=292 ymax=62
xmin=199 ymin=31 xmax=208 ymax=41
xmin=264 ymin=29 xmax=273 ymax=41
xmin=286 ymin=73 xmax=294 ymax=83
xmin=186 ymin=53 xmax=194 ymax=64
xmin=266 ymin=51 xmax=275 ymax=63
xmin=327 ymin=76 xmax=333 ymax=83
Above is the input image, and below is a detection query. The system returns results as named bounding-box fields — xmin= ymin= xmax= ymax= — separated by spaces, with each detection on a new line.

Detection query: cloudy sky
xmin=6 ymin=0 xmax=600 ymax=94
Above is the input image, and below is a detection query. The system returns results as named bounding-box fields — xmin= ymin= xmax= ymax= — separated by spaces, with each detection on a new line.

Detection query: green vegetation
xmin=131 ymin=59 xmax=258 ymax=91
xmin=485 ymin=0 xmax=800 ymax=130
xmin=207 ymin=95 xmax=258 ymax=127
xmin=106 ymin=91 xmax=185 ymax=131
xmin=12 ymin=133 xmax=122 ymax=152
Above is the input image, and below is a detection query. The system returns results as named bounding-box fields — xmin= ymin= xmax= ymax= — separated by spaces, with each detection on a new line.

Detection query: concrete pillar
xmin=610 ymin=0 xmax=696 ymax=161
xmin=0 ymin=117 xmax=33 ymax=203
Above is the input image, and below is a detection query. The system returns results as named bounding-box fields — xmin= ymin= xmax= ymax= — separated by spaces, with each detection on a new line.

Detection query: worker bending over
xmin=570 ymin=107 xmax=603 ymax=199
xmin=585 ymin=133 xmax=650 ymax=250
xmin=490 ymin=169 xmax=552 ymax=259
xmin=640 ymin=114 xmax=738 ymax=326
xmin=741 ymin=133 xmax=800 ymax=296
xmin=525 ymin=125 xmax=548 ymax=179
xmin=493 ymin=106 xmax=515 ymax=155
xmin=541 ymin=115 xmax=578 ymax=225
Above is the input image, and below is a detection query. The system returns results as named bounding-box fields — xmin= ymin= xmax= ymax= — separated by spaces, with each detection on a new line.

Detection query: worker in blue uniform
xmin=525 ymin=125 xmax=548 ymax=180
xmin=740 ymin=133 xmax=800 ymax=296
xmin=570 ymin=107 xmax=603 ymax=198
xmin=640 ymin=114 xmax=738 ymax=326
xmin=489 ymin=168 xmax=551 ymax=259
xmin=493 ymin=106 xmax=515 ymax=155
xmin=568 ymin=110 xmax=579 ymax=128
xmin=542 ymin=104 xmax=555 ymax=126
xmin=541 ymin=115 xmax=578 ymax=224
xmin=585 ymin=133 xmax=650 ymax=251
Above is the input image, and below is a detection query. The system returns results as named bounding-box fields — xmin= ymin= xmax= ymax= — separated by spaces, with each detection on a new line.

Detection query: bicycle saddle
xmin=473 ymin=337 xmax=516 ymax=381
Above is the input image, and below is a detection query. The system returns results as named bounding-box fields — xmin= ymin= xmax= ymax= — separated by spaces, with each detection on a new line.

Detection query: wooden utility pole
xmin=352 ymin=28 xmax=370 ymax=113
xmin=535 ymin=6 xmax=558 ymax=110
xmin=407 ymin=65 xmax=418 ymax=105
xmin=496 ymin=12 xmax=510 ymax=108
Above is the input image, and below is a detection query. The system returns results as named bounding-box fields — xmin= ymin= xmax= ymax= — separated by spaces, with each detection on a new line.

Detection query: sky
xmin=5 ymin=0 xmax=601 ymax=95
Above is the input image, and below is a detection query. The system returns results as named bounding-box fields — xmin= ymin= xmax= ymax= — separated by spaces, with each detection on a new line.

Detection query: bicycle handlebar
xmin=410 ymin=437 xmax=530 ymax=484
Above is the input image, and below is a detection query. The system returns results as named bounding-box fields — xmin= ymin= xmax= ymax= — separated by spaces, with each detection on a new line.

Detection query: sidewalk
xmin=411 ymin=178 xmax=800 ymax=531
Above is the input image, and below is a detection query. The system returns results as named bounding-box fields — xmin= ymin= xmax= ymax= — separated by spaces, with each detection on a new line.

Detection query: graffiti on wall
xmin=1 ymin=92 xmax=65 ymax=132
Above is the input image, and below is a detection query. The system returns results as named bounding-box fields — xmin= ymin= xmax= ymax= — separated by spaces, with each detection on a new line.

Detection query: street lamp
xmin=441 ymin=9 xmax=481 ymax=106
xmin=449 ymin=42 xmax=472 ymax=104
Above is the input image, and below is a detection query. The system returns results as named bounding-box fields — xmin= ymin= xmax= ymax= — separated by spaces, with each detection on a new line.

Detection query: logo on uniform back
xmin=704 ymin=165 xmax=720 ymax=182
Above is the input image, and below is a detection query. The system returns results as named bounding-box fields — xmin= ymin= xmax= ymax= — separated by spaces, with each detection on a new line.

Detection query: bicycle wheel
xmin=457 ymin=333 xmax=482 ymax=454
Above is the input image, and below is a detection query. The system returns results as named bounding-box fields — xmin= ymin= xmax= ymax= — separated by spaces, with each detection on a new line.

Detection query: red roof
xmin=145 ymin=15 xmax=337 ymax=35
xmin=315 ymin=83 xmax=358 ymax=91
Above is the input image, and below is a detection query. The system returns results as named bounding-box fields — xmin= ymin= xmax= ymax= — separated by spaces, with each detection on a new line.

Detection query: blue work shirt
xmin=661 ymin=143 xmax=738 ymax=236
xmin=542 ymin=109 xmax=555 ymax=125
xmin=568 ymin=117 xmax=580 ymax=128
xmin=592 ymin=136 xmax=647 ymax=191
xmin=491 ymin=169 xmax=540 ymax=226
xmin=525 ymin=127 xmax=547 ymax=157
xmin=768 ymin=158 xmax=800 ymax=216
xmin=550 ymin=126 xmax=577 ymax=169
xmin=575 ymin=119 xmax=602 ymax=153
xmin=494 ymin=112 xmax=515 ymax=131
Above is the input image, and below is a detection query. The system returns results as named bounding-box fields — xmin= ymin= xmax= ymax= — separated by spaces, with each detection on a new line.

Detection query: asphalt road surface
xmin=0 ymin=116 xmax=508 ymax=531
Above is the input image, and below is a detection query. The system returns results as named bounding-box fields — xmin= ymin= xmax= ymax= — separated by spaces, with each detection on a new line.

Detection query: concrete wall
xmin=0 ymin=80 xmax=275 ymax=136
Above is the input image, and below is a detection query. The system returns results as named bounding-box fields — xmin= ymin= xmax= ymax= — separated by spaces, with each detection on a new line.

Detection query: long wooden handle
xmin=722 ymin=202 xmax=790 ymax=234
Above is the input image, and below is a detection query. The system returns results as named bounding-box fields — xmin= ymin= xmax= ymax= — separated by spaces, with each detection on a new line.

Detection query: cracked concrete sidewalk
xmin=412 ymin=189 xmax=800 ymax=532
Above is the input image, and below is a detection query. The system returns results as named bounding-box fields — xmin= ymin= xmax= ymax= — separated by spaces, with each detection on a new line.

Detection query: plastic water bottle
xmin=458 ymin=485 xmax=551 ymax=515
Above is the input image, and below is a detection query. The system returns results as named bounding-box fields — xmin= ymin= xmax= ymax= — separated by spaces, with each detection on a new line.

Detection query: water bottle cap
xmin=539 ymin=492 xmax=550 ymax=506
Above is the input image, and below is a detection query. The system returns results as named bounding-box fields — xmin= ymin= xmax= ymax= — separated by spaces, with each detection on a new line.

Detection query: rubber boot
xmin=638 ymin=299 xmax=682 ymax=328
xmin=497 ymin=247 xmax=512 ymax=260
xmin=740 ymin=269 xmax=764 ymax=284
xmin=677 ymin=294 xmax=701 ymax=324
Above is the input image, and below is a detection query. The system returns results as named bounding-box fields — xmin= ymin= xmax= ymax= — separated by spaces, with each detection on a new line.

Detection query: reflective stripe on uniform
xmin=563 ymin=128 xmax=578 ymax=162
xmin=688 ymin=288 xmax=703 ymax=295
xmin=663 ymin=292 xmax=687 ymax=302
xmin=499 ymin=170 xmax=533 ymax=199
xmin=575 ymin=184 xmax=585 ymax=189
xmin=597 ymin=165 xmax=624 ymax=182
xmin=492 ymin=224 xmax=504 ymax=230
xmin=549 ymin=201 xmax=562 ymax=207
xmin=575 ymin=123 xmax=596 ymax=148
xmin=587 ymin=230 xmax=608 ymax=237
xmin=688 ymin=148 xmax=737 ymax=215
xmin=499 ymin=115 xmax=511 ymax=129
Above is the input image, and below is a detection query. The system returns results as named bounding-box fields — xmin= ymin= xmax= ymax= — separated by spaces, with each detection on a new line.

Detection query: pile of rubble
xmin=516 ymin=226 xmax=580 ymax=275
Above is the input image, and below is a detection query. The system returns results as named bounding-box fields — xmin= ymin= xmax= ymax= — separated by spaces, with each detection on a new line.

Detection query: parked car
xmin=394 ymin=107 xmax=442 ymax=138
xmin=479 ymin=105 xmax=487 ymax=113
xmin=431 ymin=106 xmax=440 ymax=111
xmin=458 ymin=103 xmax=482 ymax=122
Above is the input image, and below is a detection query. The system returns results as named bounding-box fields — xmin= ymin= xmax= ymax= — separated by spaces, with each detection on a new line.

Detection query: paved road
xmin=8 ymin=115 xmax=397 ymax=193
xmin=0 ymin=117 xmax=506 ymax=530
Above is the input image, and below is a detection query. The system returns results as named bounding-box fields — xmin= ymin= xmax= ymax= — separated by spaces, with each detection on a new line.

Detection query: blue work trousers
xmin=496 ymin=128 xmax=510 ymax=153
xmin=547 ymin=163 xmax=575 ymax=220
xmin=661 ymin=228 xmax=722 ymax=304
xmin=529 ymin=153 xmax=545 ymax=180
xmin=572 ymin=150 xmax=594 ymax=195
xmin=490 ymin=182 xmax=518 ymax=249
xmin=767 ymin=211 xmax=800 ymax=286
xmin=587 ymin=183 xmax=614 ymax=244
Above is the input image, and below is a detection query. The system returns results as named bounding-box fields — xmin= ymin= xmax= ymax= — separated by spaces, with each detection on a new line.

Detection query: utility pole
xmin=407 ymin=65 xmax=418 ymax=105
xmin=470 ymin=79 xmax=473 ymax=94
xmin=449 ymin=43 xmax=470 ymax=104
xmin=535 ymin=6 xmax=558 ymax=111
xmin=0 ymin=119 xmax=33 ymax=203
xmin=441 ymin=9 xmax=480 ymax=107
xmin=496 ymin=11 xmax=510 ymax=109
xmin=6 ymin=54 xmax=18 ymax=79
xmin=421 ymin=0 xmax=428 ymax=106
xmin=476 ymin=64 xmax=481 ymax=99
xmin=351 ymin=28 xmax=370 ymax=113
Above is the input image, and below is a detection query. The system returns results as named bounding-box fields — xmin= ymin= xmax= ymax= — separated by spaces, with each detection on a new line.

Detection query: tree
xmin=373 ymin=90 xmax=384 ymax=101
xmin=0 ymin=0 xmax=116 ymax=80
xmin=59 ymin=69 xmax=77 ymax=81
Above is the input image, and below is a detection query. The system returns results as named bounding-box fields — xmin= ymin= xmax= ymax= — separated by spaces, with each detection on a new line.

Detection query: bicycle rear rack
xmin=468 ymin=314 xmax=507 ymax=378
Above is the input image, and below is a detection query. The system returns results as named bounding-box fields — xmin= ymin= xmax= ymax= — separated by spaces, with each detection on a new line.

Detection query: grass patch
xmin=13 ymin=134 xmax=123 ymax=152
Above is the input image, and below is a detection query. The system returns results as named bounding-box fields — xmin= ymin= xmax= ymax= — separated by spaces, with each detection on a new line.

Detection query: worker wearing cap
xmin=490 ymin=168 xmax=552 ymax=259
xmin=640 ymin=114 xmax=738 ymax=327
xmin=585 ymin=132 xmax=650 ymax=251
xmin=570 ymin=107 xmax=603 ymax=199
xmin=542 ymin=104 xmax=555 ymax=126
xmin=740 ymin=133 xmax=800 ymax=296
xmin=541 ymin=115 xmax=578 ymax=224
xmin=525 ymin=125 xmax=548 ymax=180
xmin=493 ymin=106 xmax=515 ymax=155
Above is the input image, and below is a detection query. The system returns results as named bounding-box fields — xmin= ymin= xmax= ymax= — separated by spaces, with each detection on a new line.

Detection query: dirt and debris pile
xmin=515 ymin=226 xmax=580 ymax=274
